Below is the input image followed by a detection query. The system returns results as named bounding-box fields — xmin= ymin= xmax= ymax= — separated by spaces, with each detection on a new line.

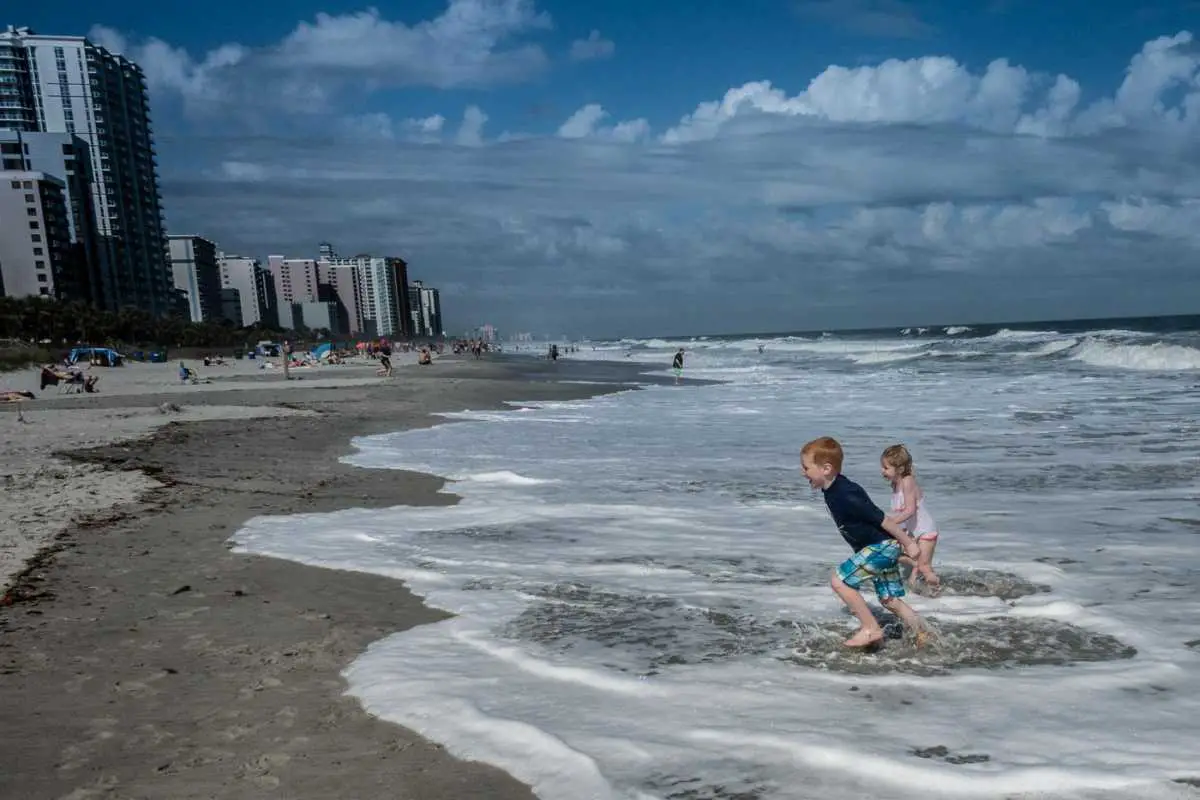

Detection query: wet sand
xmin=0 ymin=356 xmax=665 ymax=799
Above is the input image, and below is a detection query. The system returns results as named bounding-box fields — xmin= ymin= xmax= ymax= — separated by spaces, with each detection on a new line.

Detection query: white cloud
xmin=662 ymin=33 xmax=1199 ymax=143
xmin=270 ymin=2 xmax=551 ymax=87
xmin=1102 ymin=198 xmax=1200 ymax=241
xmin=140 ymin=29 xmax=1200 ymax=334
xmin=569 ymin=30 xmax=615 ymax=62
xmin=89 ymin=24 xmax=247 ymax=103
xmin=455 ymin=106 xmax=489 ymax=146
xmin=557 ymin=104 xmax=607 ymax=138
xmin=557 ymin=104 xmax=649 ymax=141
xmin=89 ymin=0 xmax=553 ymax=118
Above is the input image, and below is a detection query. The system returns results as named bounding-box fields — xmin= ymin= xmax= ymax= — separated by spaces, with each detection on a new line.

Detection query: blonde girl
xmin=881 ymin=444 xmax=941 ymax=590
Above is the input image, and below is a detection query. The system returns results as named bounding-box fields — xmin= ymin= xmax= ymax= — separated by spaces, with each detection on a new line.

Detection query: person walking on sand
xmin=672 ymin=348 xmax=685 ymax=384
xmin=801 ymin=436 xmax=927 ymax=649
xmin=376 ymin=342 xmax=393 ymax=377
xmin=881 ymin=444 xmax=941 ymax=592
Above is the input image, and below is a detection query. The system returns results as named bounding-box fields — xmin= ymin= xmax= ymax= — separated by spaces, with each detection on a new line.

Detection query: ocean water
xmin=232 ymin=320 xmax=1200 ymax=799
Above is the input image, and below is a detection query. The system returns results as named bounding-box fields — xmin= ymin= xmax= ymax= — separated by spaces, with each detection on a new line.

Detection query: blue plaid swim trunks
xmin=836 ymin=541 xmax=906 ymax=600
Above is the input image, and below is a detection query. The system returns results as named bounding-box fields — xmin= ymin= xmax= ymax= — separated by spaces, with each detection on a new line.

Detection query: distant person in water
xmin=882 ymin=444 xmax=941 ymax=592
xmin=801 ymin=436 xmax=926 ymax=649
xmin=672 ymin=348 xmax=684 ymax=383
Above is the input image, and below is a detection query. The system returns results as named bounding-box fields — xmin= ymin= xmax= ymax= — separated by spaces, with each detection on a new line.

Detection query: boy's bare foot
xmin=844 ymin=628 xmax=884 ymax=648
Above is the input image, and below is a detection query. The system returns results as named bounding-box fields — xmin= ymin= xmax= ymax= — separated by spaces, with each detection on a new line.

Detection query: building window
xmin=37 ymin=274 xmax=48 ymax=283
xmin=27 ymin=207 xmax=37 ymax=216
xmin=29 ymin=221 xmax=38 ymax=230
xmin=25 ymin=194 xmax=34 ymax=203
xmin=9 ymin=180 xmax=18 ymax=189
xmin=31 ymin=234 xmax=41 ymax=242
xmin=35 ymin=260 xmax=45 ymax=269
xmin=39 ymin=287 xmax=50 ymax=296
xmin=33 ymin=248 xmax=43 ymax=256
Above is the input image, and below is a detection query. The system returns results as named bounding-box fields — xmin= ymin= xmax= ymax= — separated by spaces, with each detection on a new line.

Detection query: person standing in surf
xmin=881 ymin=444 xmax=941 ymax=592
xmin=672 ymin=348 xmax=685 ymax=384
xmin=801 ymin=437 xmax=926 ymax=648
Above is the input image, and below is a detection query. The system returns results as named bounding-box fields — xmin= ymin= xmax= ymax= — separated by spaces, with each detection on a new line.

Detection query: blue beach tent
xmin=67 ymin=346 xmax=123 ymax=366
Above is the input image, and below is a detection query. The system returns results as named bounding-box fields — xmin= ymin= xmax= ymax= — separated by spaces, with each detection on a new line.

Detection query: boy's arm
xmin=881 ymin=516 xmax=921 ymax=559
xmin=846 ymin=485 xmax=920 ymax=559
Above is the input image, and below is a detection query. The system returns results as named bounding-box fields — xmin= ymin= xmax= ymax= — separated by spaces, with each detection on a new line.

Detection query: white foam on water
xmin=1071 ymin=338 xmax=1200 ymax=371
xmin=462 ymin=470 xmax=557 ymax=486
xmin=232 ymin=327 xmax=1200 ymax=800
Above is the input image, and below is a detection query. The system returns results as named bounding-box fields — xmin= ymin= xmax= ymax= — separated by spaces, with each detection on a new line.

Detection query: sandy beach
xmin=0 ymin=354 xmax=658 ymax=799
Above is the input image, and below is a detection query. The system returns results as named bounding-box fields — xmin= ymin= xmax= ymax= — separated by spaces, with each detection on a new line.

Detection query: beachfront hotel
xmin=0 ymin=26 xmax=173 ymax=315
xmin=323 ymin=253 xmax=412 ymax=339
xmin=0 ymin=130 xmax=103 ymax=303
xmin=267 ymin=242 xmax=420 ymax=339
xmin=218 ymin=253 xmax=279 ymax=329
xmin=0 ymin=170 xmax=76 ymax=299
xmin=166 ymin=235 xmax=222 ymax=323
xmin=411 ymin=279 xmax=443 ymax=338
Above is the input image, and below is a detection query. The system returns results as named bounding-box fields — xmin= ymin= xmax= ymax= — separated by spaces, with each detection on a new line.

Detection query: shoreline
xmin=0 ymin=355 xmax=675 ymax=799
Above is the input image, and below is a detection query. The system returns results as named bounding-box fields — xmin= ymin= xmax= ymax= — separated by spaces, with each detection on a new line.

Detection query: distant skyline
xmin=19 ymin=0 xmax=1200 ymax=337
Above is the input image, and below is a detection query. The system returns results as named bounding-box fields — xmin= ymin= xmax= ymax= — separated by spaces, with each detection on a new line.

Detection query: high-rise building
xmin=0 ymin=32 xmax=36 ymax=131
xmin=167 ymin=235 xmax=220 ymax=322
xmin=0 ymin=130 xmax=103 ymax=304
xmin=218 ymin=287 xmax=242 ymax=327
xmin=356 ymin=256 xmax=402 ymax=337
xmin=0 ymin=170 xmax=74 ymax=299
xmin=219 ymin=253 xmax=278 ymax=328
xmin=316 ymin=259 xmax=363 ymax=334
xmin=0 ymin=26 xmax=173 ymax=315
xmin=409 ymin=280 xmax=443 ymax=338
xmin=318 ymin=254 xmax=396 ymax=337
xmin=271 ymin=245 xmax=422 ymax=338
xmin=267 ymin=254 xmax=319 ymax=330
xmin=387 ymin=257 xmax=414 ymax=339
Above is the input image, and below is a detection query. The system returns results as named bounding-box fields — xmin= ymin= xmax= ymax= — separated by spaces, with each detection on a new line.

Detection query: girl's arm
xmin=886 ymin=475 xmax=919 ymax=524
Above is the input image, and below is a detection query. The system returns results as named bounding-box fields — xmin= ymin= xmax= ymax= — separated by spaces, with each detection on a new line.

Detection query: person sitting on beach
xmin=882 ymin=444 xmax=941 ymax=591
xmin=801 ymin=436 xmax=926 ymax=649
xmin=417 ymin=347 xmax=433 ymax=366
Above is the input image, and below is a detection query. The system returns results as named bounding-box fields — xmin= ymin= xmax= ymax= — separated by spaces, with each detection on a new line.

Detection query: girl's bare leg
xmin=918 ymin=537 xmax=940 ymax=588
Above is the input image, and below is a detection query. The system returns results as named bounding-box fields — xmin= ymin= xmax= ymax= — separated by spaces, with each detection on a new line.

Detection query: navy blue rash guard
xmin=821 ymin=474 xmax=889 ymax=552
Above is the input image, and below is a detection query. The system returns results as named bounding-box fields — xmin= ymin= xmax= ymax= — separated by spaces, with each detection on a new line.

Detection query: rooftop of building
xmin=1 ymin=27 xmax=145 ymax=72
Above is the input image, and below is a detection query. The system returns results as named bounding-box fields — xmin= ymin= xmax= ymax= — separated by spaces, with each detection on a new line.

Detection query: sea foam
xmin=232 ymin=324 xmax=1200 ymax=799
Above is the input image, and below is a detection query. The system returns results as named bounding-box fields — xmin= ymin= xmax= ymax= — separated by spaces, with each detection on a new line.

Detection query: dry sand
xmin=0 ymin=355 xmax=658 ymax=800
xmin=0 ymin=353 xmax=377 ymax=592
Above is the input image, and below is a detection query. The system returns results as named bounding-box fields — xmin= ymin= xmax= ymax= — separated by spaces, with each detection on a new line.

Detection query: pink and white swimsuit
xmin=891 ymin=487 xmax=939 ymax=540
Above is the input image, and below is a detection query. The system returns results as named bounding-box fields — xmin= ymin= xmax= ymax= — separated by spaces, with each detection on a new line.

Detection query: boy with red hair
xmin=801 ymin=436 xmax=926 ymax=648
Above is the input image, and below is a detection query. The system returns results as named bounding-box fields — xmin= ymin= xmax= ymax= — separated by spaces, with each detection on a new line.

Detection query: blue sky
xmin=19 ymin=0 xmax=1200 ymax=336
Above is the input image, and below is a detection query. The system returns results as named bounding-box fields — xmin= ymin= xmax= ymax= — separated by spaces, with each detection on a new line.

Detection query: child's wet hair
xmin=882 ymin=444 xmax=914 ymax=477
